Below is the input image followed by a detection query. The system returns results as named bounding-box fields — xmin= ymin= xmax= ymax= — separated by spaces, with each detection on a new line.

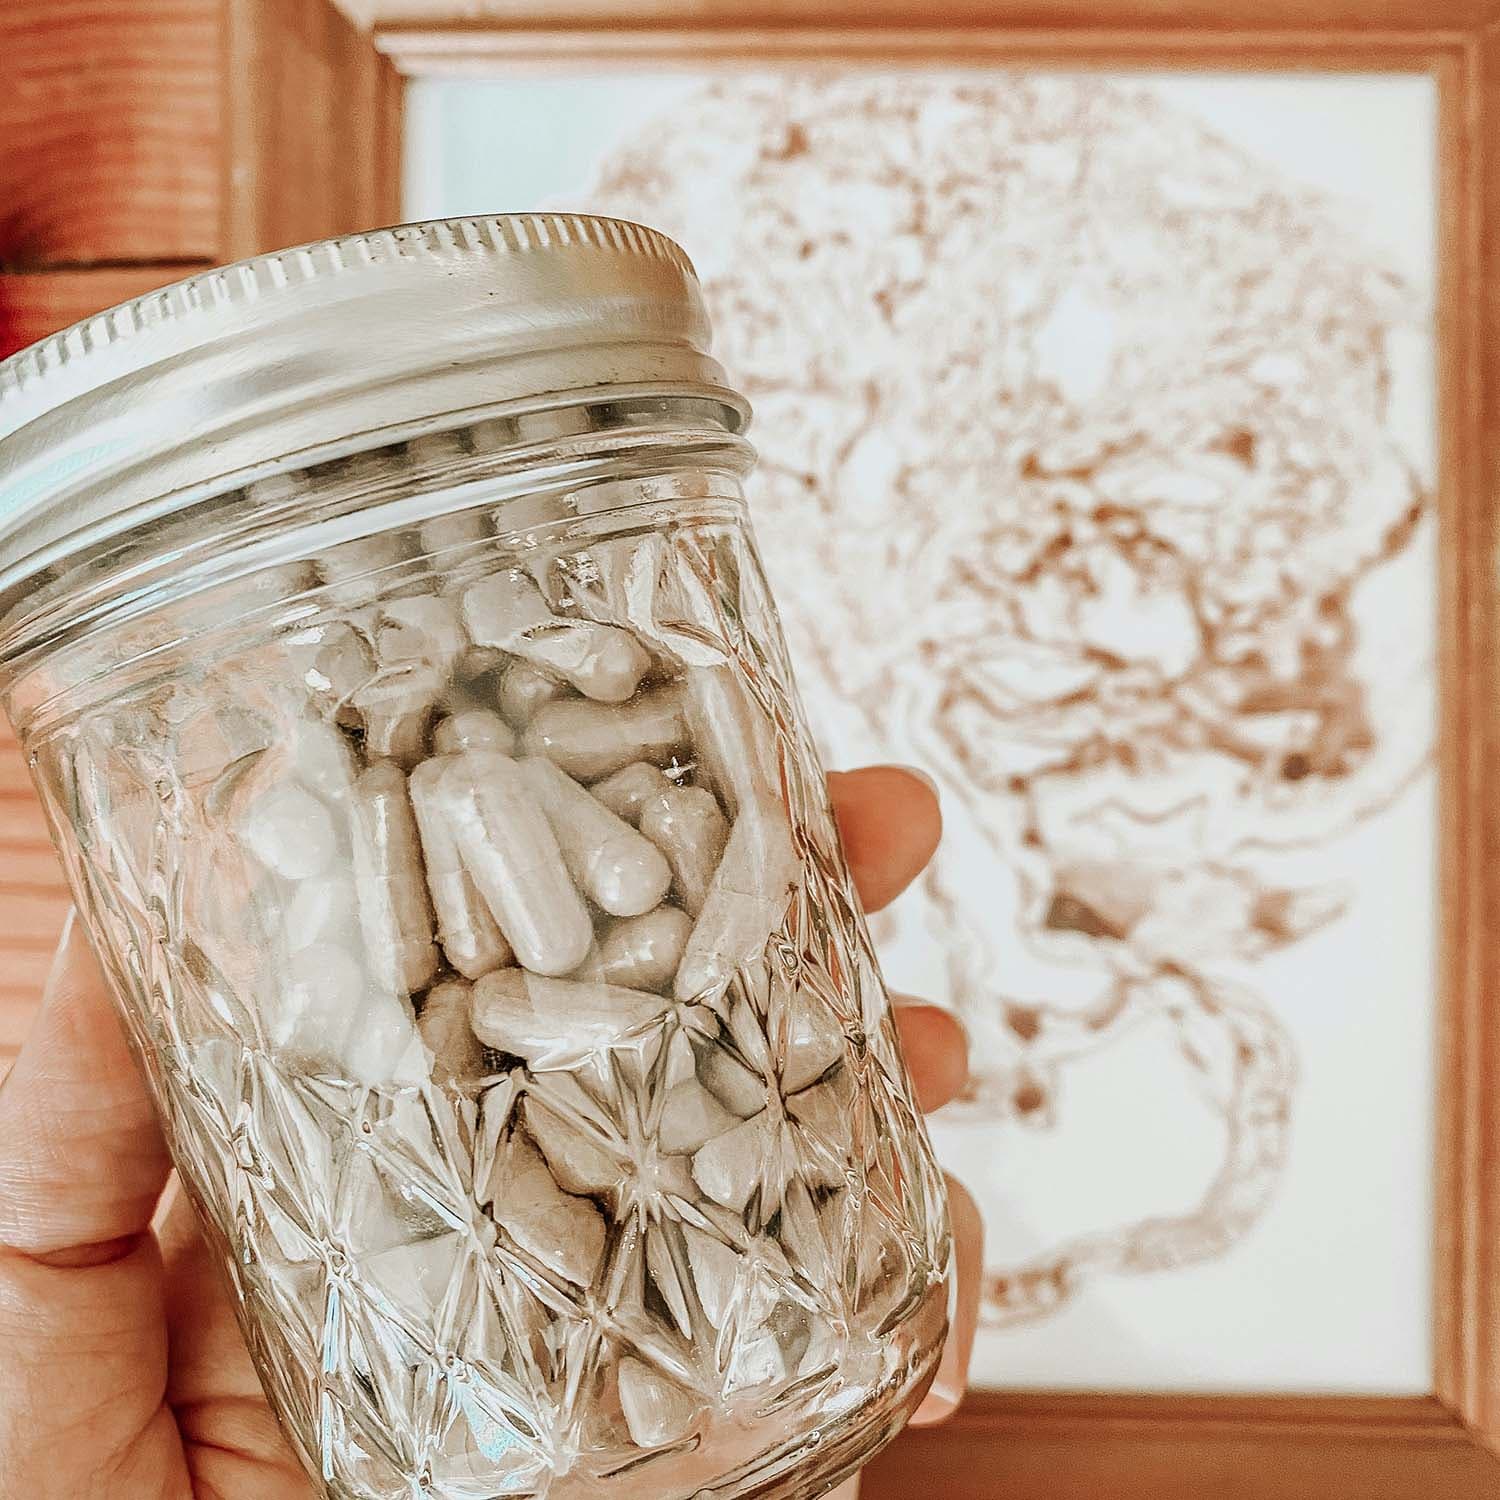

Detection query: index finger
xmin=828 ymin=766 xmax=942 ymax=913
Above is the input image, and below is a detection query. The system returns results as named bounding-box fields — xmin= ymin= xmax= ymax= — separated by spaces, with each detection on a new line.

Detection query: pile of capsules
xmin=225 ymin=541 xmax=823 ymax=1086
xmin=165 ymin=515 xmax=868 ymax=1441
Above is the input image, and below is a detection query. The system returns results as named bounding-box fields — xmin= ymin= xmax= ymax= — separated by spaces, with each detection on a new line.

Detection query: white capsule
xmin=350 ymin=761 xmax=440 ymax=996
xmin=239 ymin=781 xmax=339 ymax=880
xmin=726 ymin=1329 xmax=787 ymax=1394
xmin=455 ymin=644 xmax=507 ymax=682
xmin=483 ymin=1132 xmax=605 ymax=1287
xmin=408 ymin=770 xmax=515 ymax=971
xmin=699 ymin=1048 xmax=767 ymax=1118
xmin=345 ymin=992 xmax=430 ymax=1088
xmin=458 ymin=413 xmax=514 ymax=453
xmin=316 ymin=530 xmax=412 ymax=607
xmin=661 ymin=1027 xmax=698 ymax=1088
xmin=375 ymin=593 xmax=468 ymax=676
xmin=188 ymin=558 xmax=314 ymax=631
xmin=269 ymin=947 xmax=425 ymax=1087
xmin=418 ymin=978 xmax=484 ymax=1085
xmin=682 ymin=666 xmax=781 ymax=816
xmin=270 ymin=942 xmax=366 ymax=1055
xmin=470 ymin=969 xmax=671 ymax=1068
xmin=286 ymin=618 xmax=376 ymax=721
xmin=432 ymin=709 xmax=515 ymax=756
xmin=349 ymin=663 xmax=442 ymax=767
xmin=785 ymin=1066 xmax=856 ymax=1142
xmin=282 ymin=872 xmax=359 ymax=950
xmin=516 ymin=406 xmax=593 ymax=442
xmin=617 ymin=1359 xmax=698 ymax=1450
xmin=171 ymin=703 xmax=272 ymax=790
xmin=674 ymin=795 xmax=800 ymax=1002
xmin=692 ymin=1110 xmax=772 ymax=1213
xmin=639 ymin=785 xmax=729 ymax=918
xmin=358 ymin=1235 xmax=463 ymax=1333
xmin=244 ymin=472 xmax=304 ymax=507
xmin=407 ymin=427 xmax=470 ymax=466
xmin=596 ymin=906 xmax=692 ymax=992
xmin=419 ymin=510 xmax=490 ymax=558
xmin=781 ymin=1004 xmax=847 ymax=1093
xmin=285 ymin=718 xmax=361 ymax=803
xmin=778 ymin=1182 xmax=834 ymax=1283
xmin=497 ymin=660 xmax=567 ymax=728
xmin=522 ymin=1095 xmax=621 ymax=1196
xmin=658 ymin=1077 xmax=739 ymax=1156
xmin=352 ymin=999 xmax=420 ymax=1088
xmin=519 ymin=757 xmax=672 ymax=918
xmin=521 ymin=687 xmax=686 ymax=782
xmin=645 ymin=1221 xmax=695 ymax=1339
xmin=589 ymin=762 xmax=672 ymax=824
xmin=416 ymin=478 xmax=491 ymax=587
xmin=722 ymin=994 xmax=774 ymax=1077
xmin=682 ymin=1225 xmax=741 ymax=1330
xmin=462 ymin=568 xmax=651 ymax=703
xmin=439 ymin=752 xmax=593 ymax=976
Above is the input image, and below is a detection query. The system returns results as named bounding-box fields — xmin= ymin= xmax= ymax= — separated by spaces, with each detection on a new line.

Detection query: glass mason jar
xmin=0 ymin=215 xmax=949 ymax=1499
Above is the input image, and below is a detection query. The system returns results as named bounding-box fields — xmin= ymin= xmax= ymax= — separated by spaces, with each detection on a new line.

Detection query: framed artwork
xmin=377 ymin=10 xmax=1498 ymax=1495
xmin=402 ymin=54 xmax=1442 ymax=1398
xmin=4 ymin=3 xmax=1500 ymax=1496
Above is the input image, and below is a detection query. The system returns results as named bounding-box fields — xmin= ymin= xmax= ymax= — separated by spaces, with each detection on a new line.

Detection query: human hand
xmin=0 ymin=764 xmax=978 ymax=1498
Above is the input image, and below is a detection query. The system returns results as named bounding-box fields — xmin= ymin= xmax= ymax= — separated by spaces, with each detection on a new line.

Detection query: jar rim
xmin=0 ymin=213 xmax=737 ymax=601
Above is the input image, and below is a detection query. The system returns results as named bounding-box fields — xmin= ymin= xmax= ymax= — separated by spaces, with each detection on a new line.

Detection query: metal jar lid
xmin=0 ymin=213 xmax=743 ymax=596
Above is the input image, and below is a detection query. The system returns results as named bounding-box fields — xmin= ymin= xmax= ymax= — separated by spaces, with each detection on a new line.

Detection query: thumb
xmin=0 ymin=913 xmax=179 ymax=1494
xmin=0 ymin=913 xmax=171 ymax=1257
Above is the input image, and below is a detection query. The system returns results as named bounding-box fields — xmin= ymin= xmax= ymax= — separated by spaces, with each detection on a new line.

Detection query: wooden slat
xmin=366 ymin=0 xmax=1483 ymax=33
xmin=0 ymin=1 xmax=221 ymax=267
xmin=380 ymin=25 xmax=1461 ymax=75
xmin=0 ymin=799 xmax=53 ymax=847
xmin=0 ymin=264 xmax=208 ymax=358
xmin=224 ymin=0 xmax=405 ymax=259
xmin=866 ymin=1395 xmax=1500 ymax=1500
xmin=0 ymin=891 xmax=75 ymax=952
xmin=1433 ymin=13 xmax=1500 ymax=1449
xmin=0 ymin=950 xmax=59 ymax=1005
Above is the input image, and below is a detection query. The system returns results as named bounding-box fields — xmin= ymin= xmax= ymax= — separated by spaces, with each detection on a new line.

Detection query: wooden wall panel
xmin=0 ymin=265 xmax=203 ymax=357
xmin=0 ymin=1 xmax=221 ymax=267
xmin=0 ymin=0 xmax=402 ymax=1073
xmin=0 ymin=725 xmax=69 ymax=1079
xmin=224 ymin=0 xmax=405 ymax=259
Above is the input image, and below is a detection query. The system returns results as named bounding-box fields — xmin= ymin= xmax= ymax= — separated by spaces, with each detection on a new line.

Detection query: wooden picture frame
xmin=361 ymin=10 xmax=1500 ymax=1495
xmin=2 ymin=3 xmax=1497 ymax=1496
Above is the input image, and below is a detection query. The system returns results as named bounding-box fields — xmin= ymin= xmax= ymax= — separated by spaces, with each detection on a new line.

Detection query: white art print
xmin=408 ymin=68 xmax=1439 ymax=1393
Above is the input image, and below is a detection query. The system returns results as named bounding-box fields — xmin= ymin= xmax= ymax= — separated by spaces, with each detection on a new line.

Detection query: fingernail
xmin=875 ymin=763 xmax=939 ymax=798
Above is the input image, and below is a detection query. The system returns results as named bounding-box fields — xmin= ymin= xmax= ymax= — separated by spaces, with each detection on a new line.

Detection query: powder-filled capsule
xmin=440 ymin=751 xmax=593 ymax=976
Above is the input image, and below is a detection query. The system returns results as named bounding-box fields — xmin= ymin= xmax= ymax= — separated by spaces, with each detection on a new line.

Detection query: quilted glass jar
xmin=0 ymin=216 xmax=949 ymax=1498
